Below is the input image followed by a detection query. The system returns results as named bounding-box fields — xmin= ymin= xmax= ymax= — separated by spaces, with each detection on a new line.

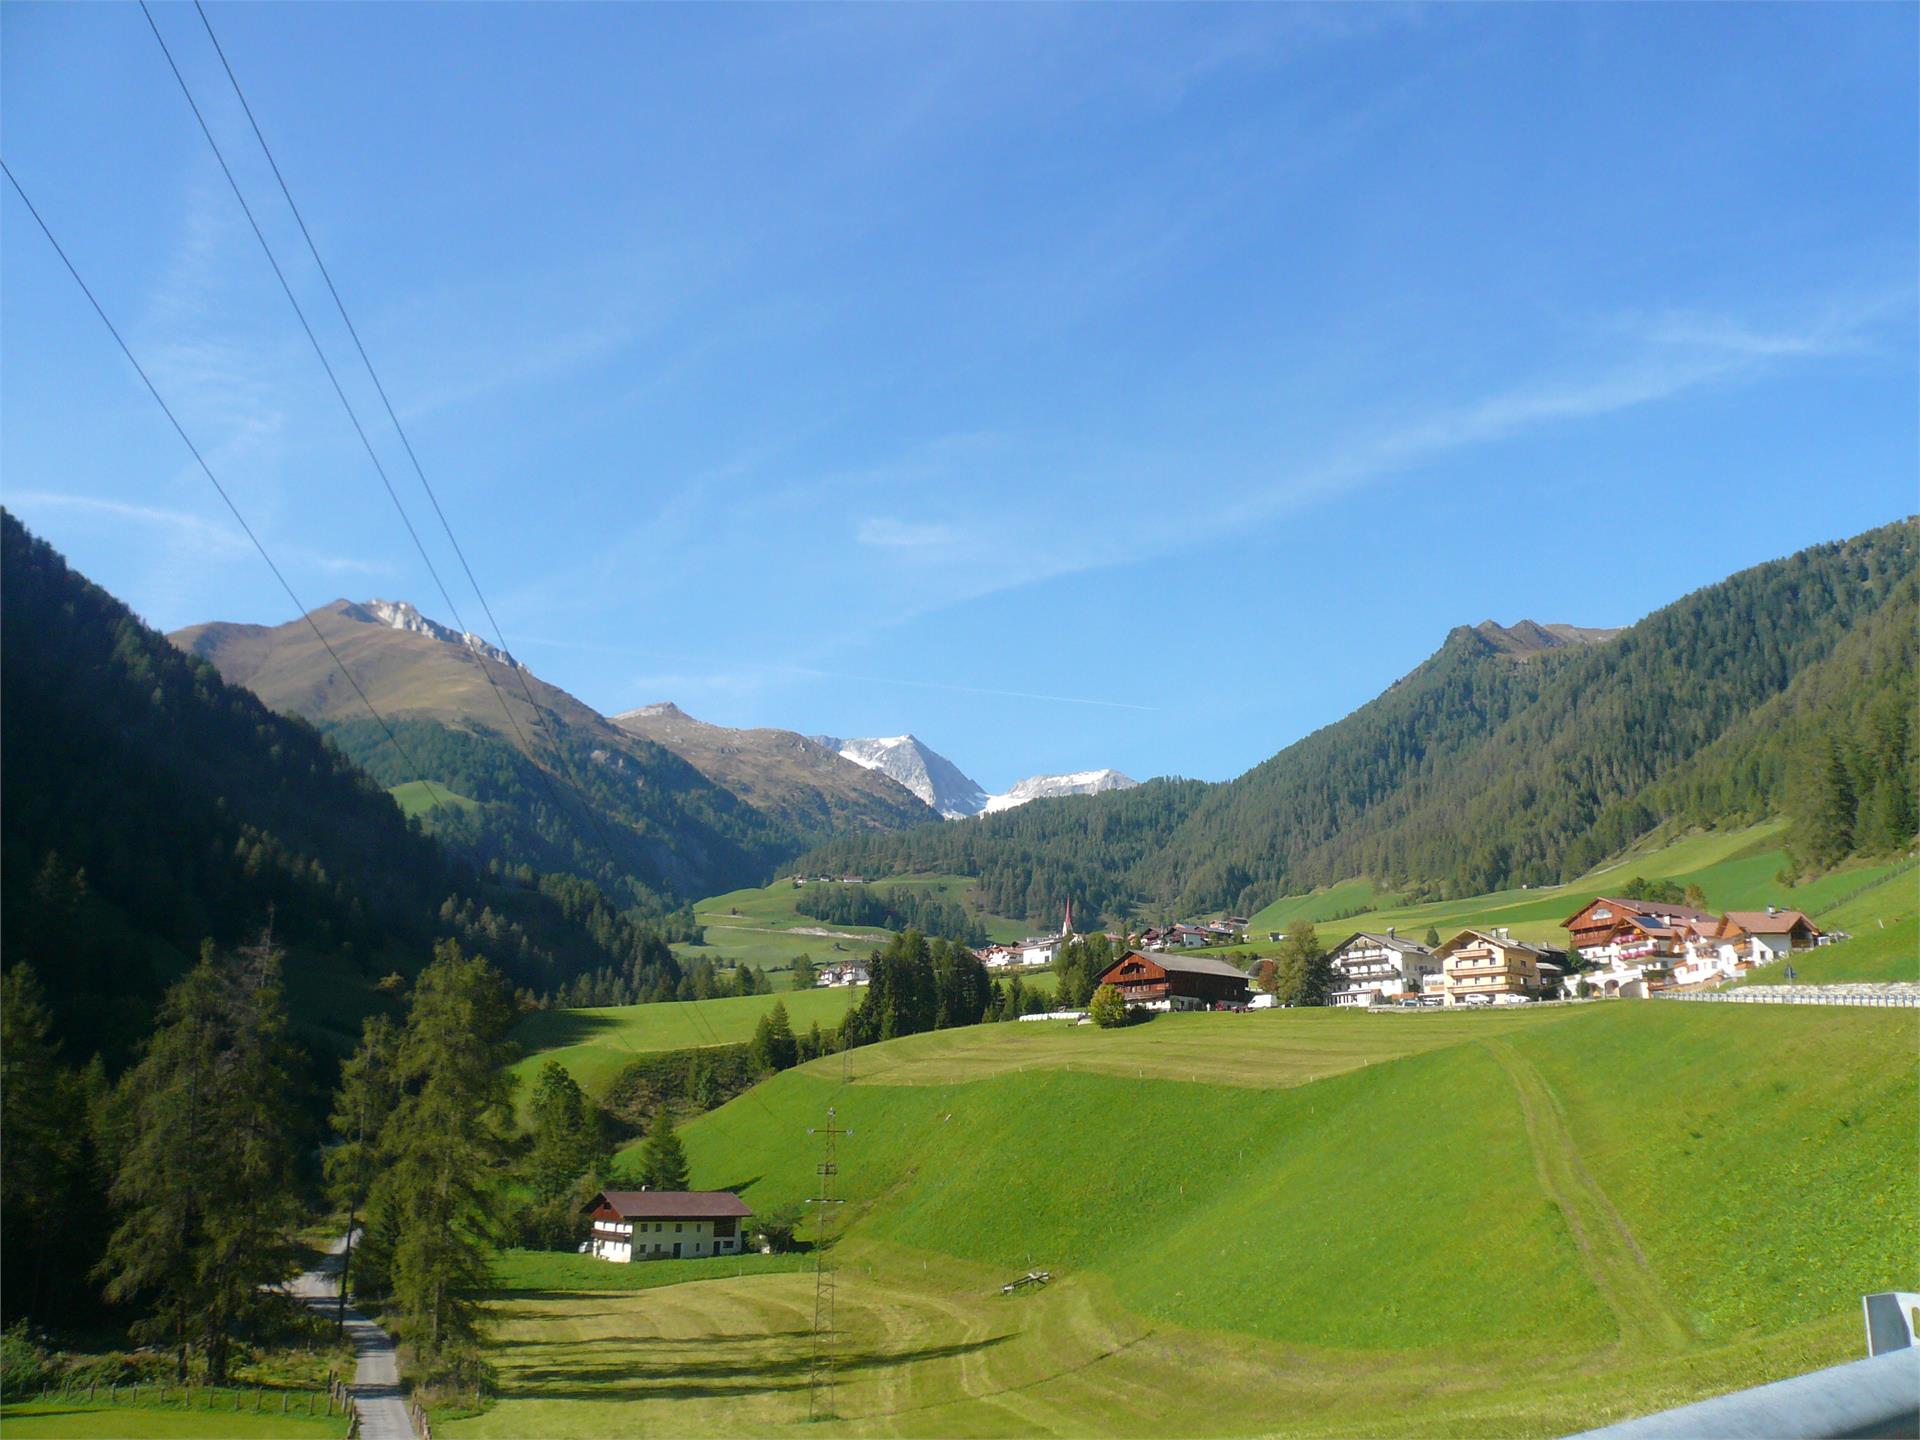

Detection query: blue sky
xmin=4 ymin=3 xmax=1915 ymax=790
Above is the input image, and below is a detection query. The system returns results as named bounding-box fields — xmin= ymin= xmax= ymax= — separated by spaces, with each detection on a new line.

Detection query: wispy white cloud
xmin=518 ymin=635 xmax=1156 ymax=714
xmin=856 ymin=516 xmax=957 ymax=549
xmin=4 ymin=490 xmax=392 ymax=579
xmin=6 ymin=491 xmax=254 ymax=557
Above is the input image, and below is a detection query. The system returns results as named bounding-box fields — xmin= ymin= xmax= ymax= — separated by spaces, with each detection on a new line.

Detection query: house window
xmin=676 ymin=1223 xmax=683 ymax=1232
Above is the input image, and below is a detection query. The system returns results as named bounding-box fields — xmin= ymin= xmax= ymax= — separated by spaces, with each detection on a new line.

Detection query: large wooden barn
xmin=1095 ymin=950 xmax=1250 ymax=1012
xmin=583 ymin=1190 xmax=754 ymax=1263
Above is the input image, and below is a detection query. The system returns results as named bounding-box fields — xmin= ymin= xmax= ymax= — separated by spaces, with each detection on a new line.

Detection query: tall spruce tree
xmin=1 ymin=964 xmax=95 ymax=1325
xmin=373 ymin=941 xmax=515 ymax=1392
xmin=525 ymin=1060 xmax=606 ymax=1204
xmin=98 ymin=940 xmax=303 ymax=1382
xmin=637 ymin=1106 xmax=690 ymax=1192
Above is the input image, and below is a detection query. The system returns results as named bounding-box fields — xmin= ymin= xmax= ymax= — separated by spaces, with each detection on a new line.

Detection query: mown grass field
xmin=489 ymin=1247 xmax=811 ymax=1294
xmin=386 ymin=779 xmax=482 ymax=819
xmin=0 ymin=1399 xmax=349 ymax=1438
xmin=507 ymin=987 xmax=869 ymax=1110
xmin=1745 ymin=917 xmax=1916 ymax=985
xmin=1239 ymin=822 xmax=1905 ymax=950
xmin=454 ymin=1000 xmax=1916 ymax=1437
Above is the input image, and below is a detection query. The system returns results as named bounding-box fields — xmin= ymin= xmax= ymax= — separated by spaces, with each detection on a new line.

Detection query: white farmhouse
xmin=816 ymin=961 xmax=871 ymax=988
xmin=584 ymin=1190 xmax=753 ymax=1262
xmin=1326 ymin=930 xmax=1439 ymax=1007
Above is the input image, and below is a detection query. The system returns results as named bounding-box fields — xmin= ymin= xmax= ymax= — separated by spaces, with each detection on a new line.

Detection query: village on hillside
xmin=816 ymin=893 xmax=1842 ymax=1013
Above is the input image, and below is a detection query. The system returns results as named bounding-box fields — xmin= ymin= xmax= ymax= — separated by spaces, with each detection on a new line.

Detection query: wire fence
xmin=20 ymin=1377 xmax=353 ymax=1431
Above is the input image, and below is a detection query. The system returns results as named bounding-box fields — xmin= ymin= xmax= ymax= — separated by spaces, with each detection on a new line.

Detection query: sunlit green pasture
xmin=0 ymin=1398 xmax=347 ymax=1438
xmin=507 ymin=987 xmax=866 ymax=1111
xmin=1240 ymin=822 xmax=1904 ymax=951
xmin=457 ymin=999 xmax=1913 ymax=1437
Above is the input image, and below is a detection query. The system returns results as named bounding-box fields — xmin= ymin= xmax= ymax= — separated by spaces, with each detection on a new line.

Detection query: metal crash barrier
xmin=1570 ymin=1348 xmax=1920 ymax=1440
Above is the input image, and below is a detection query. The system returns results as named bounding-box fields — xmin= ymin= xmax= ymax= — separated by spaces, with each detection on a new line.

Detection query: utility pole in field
xmin=806 ymin=1104 xmax=850 ymax=1421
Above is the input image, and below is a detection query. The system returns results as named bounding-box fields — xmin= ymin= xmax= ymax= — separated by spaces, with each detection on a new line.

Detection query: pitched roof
xmin=1330 ymin=931 xmax=1434 ymax=957
xmin=1138 ymin=950 xmax=1251 ymax=979
xmin=590 ymin=1190 xmax=753 ymax=1220
xmin=1721 ymin=910 xmax=1819 ymax=935
xmin=1433 ymin=929 xmax=1567 ymax=961
xmin=1561 ymin=895 xmax=1717 ymax=929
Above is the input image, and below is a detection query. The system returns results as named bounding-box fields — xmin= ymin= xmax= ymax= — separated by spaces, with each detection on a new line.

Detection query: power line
xmin=140 ymin=1 xmax=650 ymax=910
xmin=191 ymin=0 xmax=527 ymax=698
xmin=806 ymin=1104 xmax=851 ymax=1422
xmin=1 ymin=160 xmax=452 ymax=818
xmin=163 ymin=7 xmax=775 ymax=1082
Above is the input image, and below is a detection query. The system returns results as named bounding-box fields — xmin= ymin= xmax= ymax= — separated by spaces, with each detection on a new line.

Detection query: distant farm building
xmin=1096 ymin=950 xmax=1250 ymax=1011
xmin=816 ymin=961 xmax=870 ymax=987
xmin=584 ymin=1190 xmax=753 ymax=1262
xmin=1016 ymin=935 xmax=1065 ymax=966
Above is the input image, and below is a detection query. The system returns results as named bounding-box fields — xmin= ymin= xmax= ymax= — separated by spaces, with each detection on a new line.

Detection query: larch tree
xmin=99 ymin=940 xmax=303 ymax=1383
xmin=373 ymin=941 xmax=515 ymax=1393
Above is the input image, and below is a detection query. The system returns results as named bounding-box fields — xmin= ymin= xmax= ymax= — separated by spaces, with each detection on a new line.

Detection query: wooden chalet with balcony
xmin=1561 ymin=896 xmax=1717 ymax=961
xmin=1434 ymin=928 xmax=1567 ymax=1006
xmin=1095 ymin=950 xmax=1250 ymax=1012
xmin=583 ymin=1189 xmax=753 ymax=1263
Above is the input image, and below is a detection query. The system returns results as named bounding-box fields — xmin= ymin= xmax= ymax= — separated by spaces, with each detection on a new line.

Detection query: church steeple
xmin=1061 ymin=899 xmax=1074 ymax=937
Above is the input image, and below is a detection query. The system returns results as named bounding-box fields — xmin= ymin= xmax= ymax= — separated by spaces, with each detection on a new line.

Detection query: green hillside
xmin=174 ymin=601 xmax=806 ymax=908
xmin=453 ymin=1002 xmax=1914 ymax=1437
xmin=389 ymin=779 xmax=482 ymax=819
xmin=507 ymin=987 xmax=869 ymax=1105
xmin=795 ymin=519 xmax=1918 ymax=926
xmin=677 ymin=874 xmax=1031 ymax=979
xmin=1238 ymin=820 xmax=1904 ymax=949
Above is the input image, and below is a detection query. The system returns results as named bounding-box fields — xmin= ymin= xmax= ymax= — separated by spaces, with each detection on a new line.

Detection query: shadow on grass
xmin=501 ymin=1334 xmax=1014 ymax=1402
xmin=511 ymin=1009 xmax=629 ymax=1052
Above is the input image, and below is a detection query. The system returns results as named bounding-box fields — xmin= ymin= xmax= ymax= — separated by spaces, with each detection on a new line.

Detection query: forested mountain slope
xmin=611 ymin=702 xmax=937 ymax=835
xmin=0 ymin=514 xmax=697 ymax=1065
xmin=799 ymin=519 xmax=1918 ymax=923
xmin=173 ymin=601 xmax=800 ymax=904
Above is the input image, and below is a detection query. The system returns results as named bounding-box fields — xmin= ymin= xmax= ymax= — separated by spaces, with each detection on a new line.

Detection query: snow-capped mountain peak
xmin=982 ymin=768 xmax=1138 ymax=814
xmin=810 ymin=733 xmax=989 ymax=818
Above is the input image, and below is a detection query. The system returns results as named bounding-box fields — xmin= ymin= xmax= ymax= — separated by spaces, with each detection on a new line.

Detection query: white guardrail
xmin=1656 ymin=986 xmax=1920 ymax=1009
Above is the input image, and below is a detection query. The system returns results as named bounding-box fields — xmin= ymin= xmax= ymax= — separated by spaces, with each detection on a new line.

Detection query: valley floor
xmin=452 ymin=1001 xmax=1917 ymax=1438
xmin=444 ymin=1246 xmax=1866 ymax=1440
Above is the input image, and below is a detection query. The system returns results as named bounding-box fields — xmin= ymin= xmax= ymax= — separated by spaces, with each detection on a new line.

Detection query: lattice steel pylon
xmin=806 ymin=1105 xmax=850 ymax=1421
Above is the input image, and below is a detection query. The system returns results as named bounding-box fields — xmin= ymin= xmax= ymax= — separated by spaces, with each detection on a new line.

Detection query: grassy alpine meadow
xmin=1239 ymin=822 xmax=1904 ymax=952
xmin=386 ymin=779 xmax=482 ymax=819
xmin=0 ymin=1398 xmax=349 ymax=1438
xmin=489 ymin=1247 xmax=812 ymax=1294
xmin=820 ymin=1004 xmax=1573 ymax=1088
xmin=695 ymin=875 xmax=1030 ymax=945
xmin=454 ymin=999 xmax=1915 ymax=1437
xmin=506 ymin=987 xmax=868 ymax=1108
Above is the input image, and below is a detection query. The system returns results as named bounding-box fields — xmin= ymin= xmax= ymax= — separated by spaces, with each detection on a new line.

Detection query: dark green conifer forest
xmin=797 ymin=519 xmax=1918 ymax=922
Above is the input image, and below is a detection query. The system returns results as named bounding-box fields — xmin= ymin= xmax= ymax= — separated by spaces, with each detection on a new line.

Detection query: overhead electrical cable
xmin=1 ymin=160 xmax=452 ymax=817
xmin=139 ymin=1 xmax=643 ymax=897
xmin=176 ymin=5 xmax=798 ymax=1098
xmin=167 ymin=7 xmax=797 ymax=1096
